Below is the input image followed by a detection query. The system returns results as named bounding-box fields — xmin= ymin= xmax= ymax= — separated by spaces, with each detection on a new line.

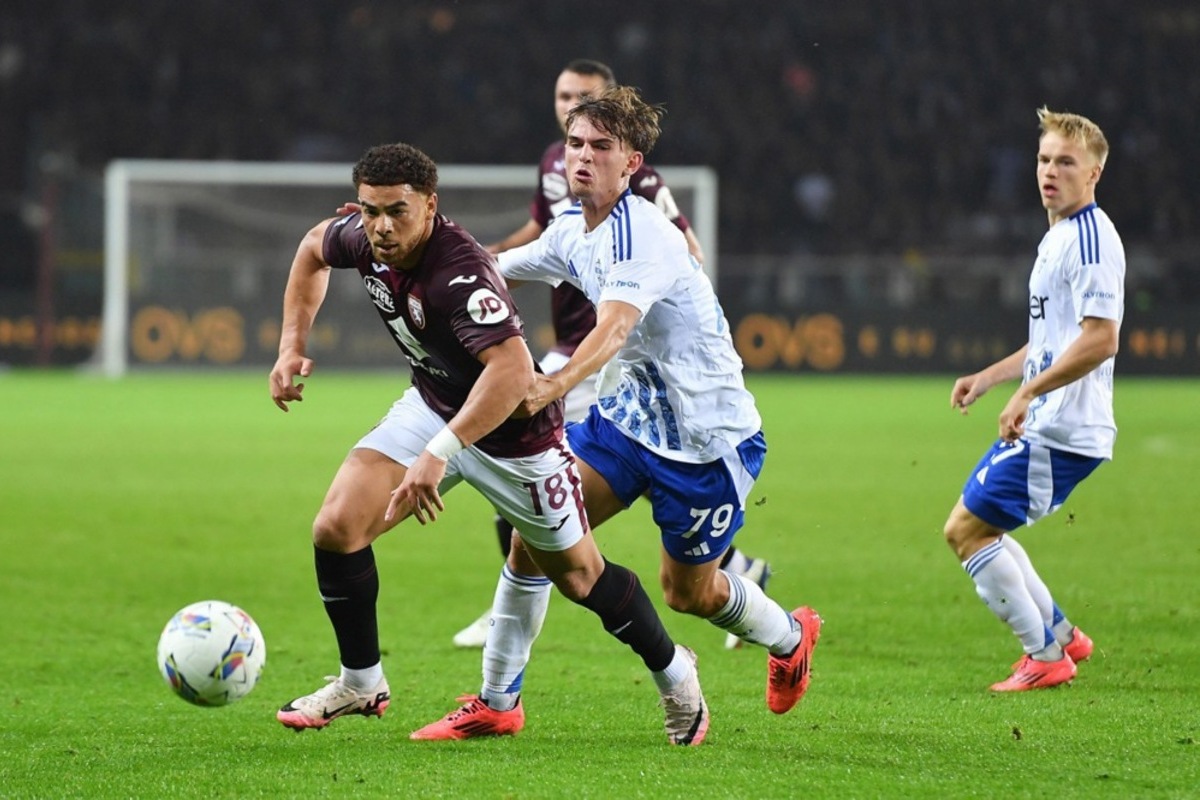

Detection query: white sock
xmin=709 ymin=570 xmax=800 ymax=656
xmin=964 ymin=540 xmax=1054 ymax=655
xmin=651 ymin=645 xmax=693 ymax=694
xmin=340 ymin=662 xmax=383 ymax=692
xmin=723 ymin=548 xmax=750 ymax=574
xmin=480 ymin=565 xmax=551 ymax=711
xmin=1000 ymin=535 xmax=1054 ymax=623
xmin=1000 ymin=535 xmax=1078 ymax=648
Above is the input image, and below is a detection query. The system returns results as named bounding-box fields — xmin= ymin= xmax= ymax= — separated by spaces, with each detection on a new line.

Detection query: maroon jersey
xmin=532 ymin=140 xmax=693 ymax=355
xmin=323 ymin=213 xmax=562 ymax=458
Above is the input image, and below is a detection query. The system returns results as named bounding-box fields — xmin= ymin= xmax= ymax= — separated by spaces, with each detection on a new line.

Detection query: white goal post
xmin=101 ymin=160 xmax=718 ymax=377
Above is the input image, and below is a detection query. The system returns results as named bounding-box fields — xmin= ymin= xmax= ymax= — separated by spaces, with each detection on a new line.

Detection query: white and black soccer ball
xmin=156 ymin=600 xmax=266 ymax=707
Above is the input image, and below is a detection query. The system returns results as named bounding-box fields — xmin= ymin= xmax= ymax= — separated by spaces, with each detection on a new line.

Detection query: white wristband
xmin=425 ymin=426 xmax=465 ymax=461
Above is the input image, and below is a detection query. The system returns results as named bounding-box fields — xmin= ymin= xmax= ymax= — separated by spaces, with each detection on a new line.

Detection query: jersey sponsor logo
xmin=638 ymin=175 xmax=660 ymax=189
xmin=606 ymin=278 xmax=641 ymax=290
xmin=1028 ymin=294 xmax=1049 ymax=319
xmin=370 ymin=262 xmax=389 ymax=273
xmin=467 ymin=288 xmax=511 ymax=325
xmin=407 ymin=294 xmax=426 ymax=329
xmin=362 ymin=275 xmax=395 ymax=313
xmin=448 ymin=275 xmax=478 ymax=286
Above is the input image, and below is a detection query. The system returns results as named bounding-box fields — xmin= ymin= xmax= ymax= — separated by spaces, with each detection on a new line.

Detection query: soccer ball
xmin=156 ymin=600 xmax=266 ymax=707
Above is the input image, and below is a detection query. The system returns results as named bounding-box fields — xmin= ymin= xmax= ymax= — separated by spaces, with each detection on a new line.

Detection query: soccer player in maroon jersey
xmin=451 ymin=59 xmax=772 ymax=650
xmin=270 ymin=143 xmax=709 ymax=745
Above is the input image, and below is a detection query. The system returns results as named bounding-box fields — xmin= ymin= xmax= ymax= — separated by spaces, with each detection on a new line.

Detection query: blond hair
xmin=1037 ymin=106 xmax=1109 ymax=168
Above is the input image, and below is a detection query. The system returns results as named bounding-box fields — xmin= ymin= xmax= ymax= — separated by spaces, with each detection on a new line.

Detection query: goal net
xmin=100 ymin=160 xmax=717 ymax=376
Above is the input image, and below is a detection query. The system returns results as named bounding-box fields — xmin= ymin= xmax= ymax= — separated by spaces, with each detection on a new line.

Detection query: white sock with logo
xmin=709 ymin=571 xmax=799 ymax=656
xmin=481 ymin=565 xmax=551 ymax=711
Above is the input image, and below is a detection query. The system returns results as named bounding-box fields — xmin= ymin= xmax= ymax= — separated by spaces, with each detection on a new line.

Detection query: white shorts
xmin=355 ymin=387 xmax=588 ymax=552
xmin=540 ymin=350 xmax=597 ymax=423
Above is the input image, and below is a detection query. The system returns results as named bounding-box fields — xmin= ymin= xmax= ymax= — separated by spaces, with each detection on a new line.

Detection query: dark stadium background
xmin=2 ymin=0 xmax=1196 ymax=371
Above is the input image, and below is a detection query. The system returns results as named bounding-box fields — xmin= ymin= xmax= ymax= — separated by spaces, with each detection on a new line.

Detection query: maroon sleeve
xmin=321 ymin=214 xmax=371 ymax=268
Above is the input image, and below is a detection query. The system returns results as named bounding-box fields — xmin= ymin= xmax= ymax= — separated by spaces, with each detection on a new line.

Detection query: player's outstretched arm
xmin=269 ymin=221 xmax=333 ymax=412
xmin=486 ymin=218 xmax=545 ymax=255
xmin=386 ymin=335 xmax=535 ymax=524
xmin=951 ymin=345 xmax=1027 ymax=415
xmin=519 ymin=300 xmax=639 ymax=417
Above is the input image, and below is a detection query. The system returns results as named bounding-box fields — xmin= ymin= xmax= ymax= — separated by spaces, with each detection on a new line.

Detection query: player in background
xmin=451 ymin=57 xmax=772 ymax=651
xmin=944 ymin=108 xmax=1123 ymax=691
xmin=270 ymin=142 xmax=709 ymax=746
xmin=415 ymin=87 xmax=822 ymax=740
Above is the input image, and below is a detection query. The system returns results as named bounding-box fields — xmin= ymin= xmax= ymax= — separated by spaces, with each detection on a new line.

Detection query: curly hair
xmin=352 ymin=143 xmax=439 ymax=193
xmin=565 ymin=85 xmax=664 ymax=155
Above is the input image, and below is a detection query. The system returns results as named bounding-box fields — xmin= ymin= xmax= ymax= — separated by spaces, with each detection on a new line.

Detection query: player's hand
xmin=335 ymin=201 xmax=361 ymax=217
xmin=950 ymin=373 xmax=986 ymax=415
xmin=269 ymin=353 xmax=315 ymax=411
xmin=385 ymin=451 xmax=448 ymax=524
xmin=998 ymin=391 xmax=1032 ymax=443
xmin=513 ymin=372 xmax=561 ymax=418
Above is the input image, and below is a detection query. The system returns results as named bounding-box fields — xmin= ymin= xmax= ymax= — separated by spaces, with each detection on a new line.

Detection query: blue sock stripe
xmin=504 ymin=668 xmax=525 ymax=694
xmin=1051 ymin=603 xmax=1066 ymax=626
xmin=501 ymin=564 xmax=552 ymax=587
xmin=964 ymin=540 xmax=1004 ymax=579
xmin=1043 ymin=626 xmax=1056 ymax=648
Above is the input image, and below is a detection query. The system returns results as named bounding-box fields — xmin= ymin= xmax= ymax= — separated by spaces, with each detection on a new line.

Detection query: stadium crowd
xmin=2 ymin=0 xmax=1198 ymax=264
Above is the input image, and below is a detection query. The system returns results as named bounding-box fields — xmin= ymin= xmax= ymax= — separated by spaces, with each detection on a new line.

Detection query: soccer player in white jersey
xmin=450 ymin=58 xmax=772 ymax=651
xmin=415 ymin=86 xmax=822 ymax=739
xmin=944 ymin=107 xmax=1124 ymax=691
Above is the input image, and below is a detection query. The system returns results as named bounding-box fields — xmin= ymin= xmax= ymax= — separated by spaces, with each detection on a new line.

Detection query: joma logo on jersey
xmin=1029 ymin=294 xmax=1049 ymax=319
xmin=363 ymin=275 xmax=395 ymax=313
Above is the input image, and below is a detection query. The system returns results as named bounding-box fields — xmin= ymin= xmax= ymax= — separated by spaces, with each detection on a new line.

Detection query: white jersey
xmin=1023 ymin=202 xmax=1124 ymax=459
xmin=499 ymin=191 xmax=761 ymax=463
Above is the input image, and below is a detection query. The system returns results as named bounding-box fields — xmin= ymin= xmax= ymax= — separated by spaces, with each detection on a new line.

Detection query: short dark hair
xmin=566 ymin=85 xmax=663 ymax=155
xmin=352 ymin=143 xmax=438 ymax=193
xmin=563 ymin=59 xmax=616 ymax=87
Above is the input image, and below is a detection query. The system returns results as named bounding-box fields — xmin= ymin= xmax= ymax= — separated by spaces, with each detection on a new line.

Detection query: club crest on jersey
xmin=468 ymin=288 xmax=511 ymax=325
xmin=362 ymin=275 xmax=395 ymax=313
xmin=407 ymin=294 xmax=426 ymax=329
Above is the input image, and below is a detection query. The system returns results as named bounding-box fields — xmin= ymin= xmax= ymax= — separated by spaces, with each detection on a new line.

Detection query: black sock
xmin=578 ymin=559 xmax=675 ymax=673
xmin=314 ymin=545 xmax=380 ymax=669
xmin=494 ymin=514 xmax=515 ymax=559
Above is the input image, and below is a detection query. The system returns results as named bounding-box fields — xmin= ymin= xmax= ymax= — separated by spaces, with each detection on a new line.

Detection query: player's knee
xmin=942 ymin=517 xmax=965 ymax=553
xmin=553 ymin=571 xmax=593 ymax=604
xmin=943 ymin=515 xmax=985 ymax=561
xmin=507 ymin=534 xmax=541 ymax=576
xmin=660 ymin=582 xmax=715 ymax=617
xmin=311 ymin=507 xmax=359 ymax=552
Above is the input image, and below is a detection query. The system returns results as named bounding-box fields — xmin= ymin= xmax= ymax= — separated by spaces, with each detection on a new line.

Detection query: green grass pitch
xmin=1 ymin=370 xmax=1197 ymax=798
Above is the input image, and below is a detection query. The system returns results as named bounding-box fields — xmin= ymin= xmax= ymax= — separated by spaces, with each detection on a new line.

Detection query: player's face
xmin=554 ymin=70 xmax=608 ymax=133
xmin=357 ymin=183 xmax=437 ymax=269
xmin=565 ymin=116 xmax=641 ymax=207
xmin=1037 ymin=131 xmax=1101 ymax=224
